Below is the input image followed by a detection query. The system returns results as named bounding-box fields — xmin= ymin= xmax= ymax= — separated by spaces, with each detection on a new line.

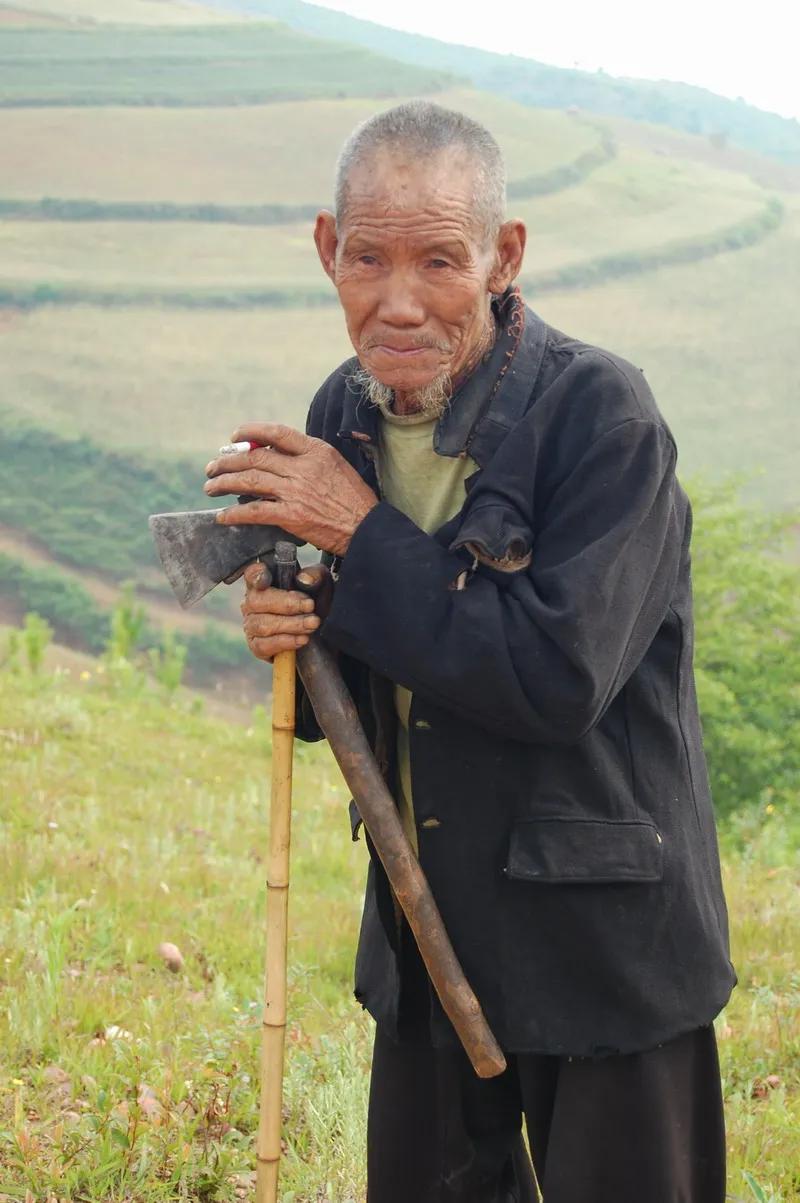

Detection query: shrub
xmin=690 ymin=480 xmax=800 ymax=817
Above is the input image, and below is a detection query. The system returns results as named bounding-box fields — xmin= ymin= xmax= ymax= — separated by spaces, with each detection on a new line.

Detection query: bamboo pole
xmin=255 ymin=644 xmax=296 ymax=1203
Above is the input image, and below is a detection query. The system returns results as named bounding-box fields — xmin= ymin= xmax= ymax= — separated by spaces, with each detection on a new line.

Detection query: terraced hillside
xmin=0 ymin=0 xmax=797 ymax=679
xmin=3 ymin=0 xmax=244 ymax=22
xmin=0 ymin=22 xmax=454 ymax=105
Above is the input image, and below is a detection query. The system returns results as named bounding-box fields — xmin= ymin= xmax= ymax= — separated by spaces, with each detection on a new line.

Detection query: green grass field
xmin=0 ymin=654 xmax=798 ymax=1200
xmin=0 ymin=23 xmax=454 ymax=107
xmin=2 ymin=0 xmax=246 ymax=24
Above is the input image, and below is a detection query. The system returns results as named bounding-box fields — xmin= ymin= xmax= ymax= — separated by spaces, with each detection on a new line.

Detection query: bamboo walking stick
xmin=255 ymin=543 xmax=298 ymax=1203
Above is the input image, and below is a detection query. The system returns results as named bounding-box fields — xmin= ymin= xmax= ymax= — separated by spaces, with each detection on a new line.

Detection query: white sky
xmin=312 ymin=0 xmax=800 ymax=122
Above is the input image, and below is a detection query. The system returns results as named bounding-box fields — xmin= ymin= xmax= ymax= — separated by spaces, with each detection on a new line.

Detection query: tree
xmin=689 ymin=481 xmax=800 ymax=817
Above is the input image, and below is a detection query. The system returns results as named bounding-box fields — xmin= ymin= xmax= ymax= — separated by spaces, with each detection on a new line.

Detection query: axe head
xmin=149 ymin=509 xmax=302 ymax=607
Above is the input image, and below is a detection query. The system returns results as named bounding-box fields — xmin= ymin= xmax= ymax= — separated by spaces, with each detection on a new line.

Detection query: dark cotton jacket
xmin=297 ymin=288 xmax=736 ymax=1057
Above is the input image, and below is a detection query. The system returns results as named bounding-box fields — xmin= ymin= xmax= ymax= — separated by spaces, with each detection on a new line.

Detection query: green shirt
xmin=376 ymin=406 xmax=477 ymax=853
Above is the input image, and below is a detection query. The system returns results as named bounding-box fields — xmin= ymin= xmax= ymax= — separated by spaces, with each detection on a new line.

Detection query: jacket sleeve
xmin=320 ymin=416 xmax=682 ymax=745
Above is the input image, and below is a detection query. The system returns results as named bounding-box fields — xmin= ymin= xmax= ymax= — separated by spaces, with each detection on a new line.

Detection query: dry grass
xmin=0 ymin=141 xmax=764 ymax=292
xmin=0 ymin=303 xmax=351 ymax=456
xmin=539 ymin=197 xmax=800 ymax=506
xmin=0 ymin=89 xmax=595 ymax=205
xmin=1 ymin=183 xmax=798 ymax=508
xmin=517 ymin=144 xmax=764 ymax=272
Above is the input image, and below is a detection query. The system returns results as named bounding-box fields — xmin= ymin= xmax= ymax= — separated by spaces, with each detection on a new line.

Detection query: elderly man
xmin=205 ymin=102 xmax=736 ymax=1203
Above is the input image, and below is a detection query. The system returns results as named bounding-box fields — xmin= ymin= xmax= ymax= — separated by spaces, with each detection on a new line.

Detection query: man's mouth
xmin=374 ymin=345 xmax=429 ymax=358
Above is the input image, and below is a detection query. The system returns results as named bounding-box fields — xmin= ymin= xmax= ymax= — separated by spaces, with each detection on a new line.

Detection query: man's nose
xmin=375 ymin=269 xmax=426 ymax=326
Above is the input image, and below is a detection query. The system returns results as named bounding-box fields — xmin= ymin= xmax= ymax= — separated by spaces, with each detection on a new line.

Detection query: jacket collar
xmin=337 ymin=287 xmax=548 ymax=467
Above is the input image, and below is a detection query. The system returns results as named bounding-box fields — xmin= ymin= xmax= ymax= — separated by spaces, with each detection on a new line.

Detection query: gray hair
xmin=334 ymin=100 xmax=506 ymax=243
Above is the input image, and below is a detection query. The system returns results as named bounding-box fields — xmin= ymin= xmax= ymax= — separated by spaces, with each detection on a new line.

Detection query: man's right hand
xmin=241 ymin=561 xmax=331 ymax=662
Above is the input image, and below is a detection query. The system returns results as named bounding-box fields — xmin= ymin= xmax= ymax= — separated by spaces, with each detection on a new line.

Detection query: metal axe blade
xmin=148 ymin=509 xmax=301 ymax=608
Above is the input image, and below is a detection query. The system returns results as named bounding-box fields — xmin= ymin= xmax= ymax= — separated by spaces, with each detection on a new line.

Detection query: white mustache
xmin=362 ymin=337 xmax=452 ymax=353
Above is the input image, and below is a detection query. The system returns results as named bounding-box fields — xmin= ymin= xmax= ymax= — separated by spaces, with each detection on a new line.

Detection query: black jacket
xmin=298 ymin=289 xmax=736 ymax=1057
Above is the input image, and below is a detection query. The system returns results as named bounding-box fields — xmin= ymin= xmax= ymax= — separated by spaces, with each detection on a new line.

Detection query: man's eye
xmin=358 ymin=255 xmax=379 ymax=266
xmin=427 ymin=259 xmax=450 ymax=269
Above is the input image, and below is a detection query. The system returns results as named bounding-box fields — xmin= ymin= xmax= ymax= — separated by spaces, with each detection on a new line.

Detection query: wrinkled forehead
xmin=337 ymin=143 xmax=483 ymax=238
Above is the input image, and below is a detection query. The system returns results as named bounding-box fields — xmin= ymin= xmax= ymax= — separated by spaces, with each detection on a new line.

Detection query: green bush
xmin=690 ymin=480 xmax=800 ymax=817
xmin=0 ymin=552 xmax=109 ymax=652
xmin=0 ymin=416 xmax=208 ymax=579
xmin=184 ymin=621 xmax=256 ymax=685
xmin=148 ymin=628 xmax=188 ymax=695
xmin=20 ymin=612 xmax=52 ymax=674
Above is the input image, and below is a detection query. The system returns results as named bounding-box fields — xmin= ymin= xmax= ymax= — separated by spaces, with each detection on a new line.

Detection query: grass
xmin=540 ymin=195 xmax=800 ymax=507
xmin=0 ymin=23 xmax=454 ymax=107
xmin=0 ymin=90 xmax=596 ymax=206
xmin=0 ymin=657 xmax=798 ymax=1200
xmin=0 ymin=175 xmax=797 ymax=506
xmin=0 ymin=304 xmax=352 ymax=456
xmin=515 ymin=144 xmax=765 ymax=273
xmin=2 ymin=0 xmax=247 ymax=25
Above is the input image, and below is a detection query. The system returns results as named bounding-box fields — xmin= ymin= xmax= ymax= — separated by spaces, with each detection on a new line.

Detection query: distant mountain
xmin=203 ymin=0 xmax=800 ymax=164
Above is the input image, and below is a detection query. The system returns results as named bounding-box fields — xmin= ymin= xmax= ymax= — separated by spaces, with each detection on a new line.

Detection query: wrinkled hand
xmin=240 ymin=561 xmax=333 ymax=662
xmin=204 ymin=423 xmax=378 ymax=557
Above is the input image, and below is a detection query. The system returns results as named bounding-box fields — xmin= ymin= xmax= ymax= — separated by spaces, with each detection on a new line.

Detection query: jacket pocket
xmin=505 ymin=816 xmax=663 ymax=884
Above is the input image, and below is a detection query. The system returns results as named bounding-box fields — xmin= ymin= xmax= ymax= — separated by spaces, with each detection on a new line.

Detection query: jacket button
xmin=414 ymin=719 xmax=432 ymax=731
xmin=421 ymin=817 xmax=441 ymax=829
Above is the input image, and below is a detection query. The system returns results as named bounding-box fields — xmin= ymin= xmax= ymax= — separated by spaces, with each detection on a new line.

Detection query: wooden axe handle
xmin=296 ymin=637 xmax=507 ymax=1080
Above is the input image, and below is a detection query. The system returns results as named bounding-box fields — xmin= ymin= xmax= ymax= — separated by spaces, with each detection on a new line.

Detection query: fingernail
xmin=304 ymin=616 xmax=319 ymax=630
xmin=300 ymin=599 xmax=314 ymax=612
xmin=296 ymin=636 xmax=309 ymax=646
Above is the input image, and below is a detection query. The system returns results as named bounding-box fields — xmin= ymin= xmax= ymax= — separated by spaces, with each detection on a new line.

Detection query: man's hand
xmin=240 ymin=561 xmax=333 ymax=662
xmin=204 ymin=423 xmax=378 ymax=557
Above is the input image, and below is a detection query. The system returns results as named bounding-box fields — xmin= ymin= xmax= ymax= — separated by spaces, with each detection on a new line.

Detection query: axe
xmin=149 ymin=502 xmax=507 ymax=1194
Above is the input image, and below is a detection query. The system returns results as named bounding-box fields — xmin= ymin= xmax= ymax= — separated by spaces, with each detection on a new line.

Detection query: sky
xmin=311 ymin=0 xmax=800 ymax=122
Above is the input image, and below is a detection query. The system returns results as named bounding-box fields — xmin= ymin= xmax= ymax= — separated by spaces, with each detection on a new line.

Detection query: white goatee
xmin=349 ymin=366 xmax=453 ymax=420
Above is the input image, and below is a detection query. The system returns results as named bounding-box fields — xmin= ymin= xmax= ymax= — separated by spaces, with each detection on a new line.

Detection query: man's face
xmin=315 ymin=147 xmax=511 ymax=397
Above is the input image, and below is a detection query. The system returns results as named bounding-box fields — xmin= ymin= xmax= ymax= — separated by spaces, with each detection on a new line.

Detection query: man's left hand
xmin=204 ymin=423 xmax=378 ymax=557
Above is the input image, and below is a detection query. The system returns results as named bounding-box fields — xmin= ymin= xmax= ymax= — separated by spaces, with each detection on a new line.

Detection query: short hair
xmin=334 ymin=100 xmax=506 ymax=242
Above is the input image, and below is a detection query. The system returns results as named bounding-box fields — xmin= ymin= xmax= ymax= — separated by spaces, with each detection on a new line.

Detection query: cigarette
xmin=218 ymin=440 xmax=264 ymax=455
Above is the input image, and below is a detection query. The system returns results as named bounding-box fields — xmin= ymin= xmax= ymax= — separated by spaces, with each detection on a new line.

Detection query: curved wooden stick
xmin=297 ymin=637 xmax=507 ymax=1080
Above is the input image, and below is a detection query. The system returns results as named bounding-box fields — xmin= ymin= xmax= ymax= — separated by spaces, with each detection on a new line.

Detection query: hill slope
xmin=0 ymin=22 xmax=454 ymax=106
xmin=0 ymin=646 xmax=798 ymax=1196
xmin=203 ymin=0 xmax=800 ymax=163
xmin=0 ymin=2 xmax=797 ymax=682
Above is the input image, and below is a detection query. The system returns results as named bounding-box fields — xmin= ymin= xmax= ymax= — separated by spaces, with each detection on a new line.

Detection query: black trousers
xmin=366 ymin=932 xmax=726 ymax=1203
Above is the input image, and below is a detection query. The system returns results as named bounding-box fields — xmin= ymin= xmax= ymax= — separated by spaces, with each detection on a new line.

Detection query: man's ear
xmin=314 ymin=210 xmax=338 ymax=283
xmin=488 ymin=219 xmax=526 ymax=294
